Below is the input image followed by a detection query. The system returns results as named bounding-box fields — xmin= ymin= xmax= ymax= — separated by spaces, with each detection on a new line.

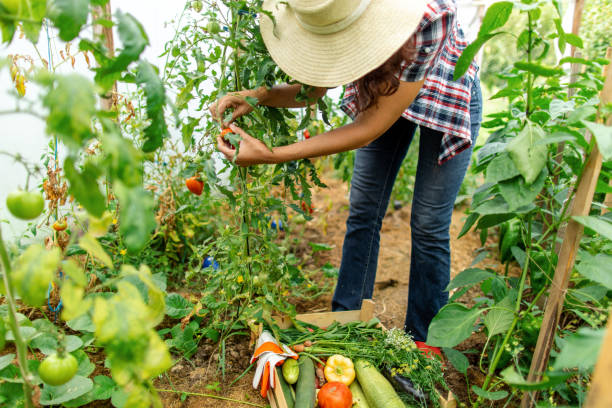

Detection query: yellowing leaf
xmin=61 ymin=259 xmax=87 ymax=287
xmin=140 ymin=332 xmax=172 ymax=380
xmin=61 ymin=280 xmax=91 ymax=321
xmin=79 ymin=233 xmax=113 ymax=268
xmin=12 ymin=245 xmax=60 ymax=307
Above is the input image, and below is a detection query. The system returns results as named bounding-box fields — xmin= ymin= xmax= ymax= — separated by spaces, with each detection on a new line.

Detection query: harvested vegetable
xmin=355 ymin=359 xmax=405 ymax=408
xmin=349 ymin=381 xmax=370 ymax=408
xmin=282 ymin=358 xmax=299 ymax=385
xmin=318 ymin=381 xmax=352 ymax=408
xmin=275 ymin=366 xmax=295 ymax=408
xmin=294 ymin=355 xmax=316 ymax=408
xmin=324 ymin=355 xmax=355 ymax=386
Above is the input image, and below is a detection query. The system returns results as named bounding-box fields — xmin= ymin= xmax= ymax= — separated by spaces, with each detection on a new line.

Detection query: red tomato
xmin=304 ymin=129 xmax=311 ymax=139
xmin=220 ymin=128 xmax=232 ymax=137
xmin=301 ymin=201 xmax=314 ymax=215
xmin=185 ymin=176 xmax=204 ymax=196
xmin=317 ymin=382 xmax=352 ymax=408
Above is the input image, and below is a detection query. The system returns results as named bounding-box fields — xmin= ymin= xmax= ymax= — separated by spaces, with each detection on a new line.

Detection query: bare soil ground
xmin=156 ymin=172 xmax=498 ymax=407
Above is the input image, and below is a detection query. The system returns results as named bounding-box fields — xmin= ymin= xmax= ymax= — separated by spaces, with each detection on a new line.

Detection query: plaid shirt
xmin=341 ymin=0 xmax=478 ymax=164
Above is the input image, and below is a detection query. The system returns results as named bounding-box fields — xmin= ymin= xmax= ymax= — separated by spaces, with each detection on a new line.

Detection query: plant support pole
xmin=521 ymin=48 xmax=612 ymax=408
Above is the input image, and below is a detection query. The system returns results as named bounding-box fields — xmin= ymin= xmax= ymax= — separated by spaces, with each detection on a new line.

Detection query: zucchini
xmin=355 ymin=359 xmax=405 ymax=408
xmin=349 ymin=381 xmax=371 ymax=408
xmin=275 ymin=366 xmax=295 ymax=408
xmin=294 ymin=355 xmax=316 ymax=408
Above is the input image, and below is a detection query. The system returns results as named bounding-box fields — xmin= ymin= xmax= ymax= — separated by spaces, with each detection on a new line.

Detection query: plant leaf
xmin=506 ymin=123 xmax=548 ymax=184
xmin=583 ymin=121 xmax=612 ymax=161
xmin=427 ymin=303 xmax=482 ymax=347
xmin=552 ymin=327 xmax=605 ymax=371
xmin=446 ymin=268 xmax=496 ymax=291
xmin=575 ymin=252 xmax=612 ymax=289
xmin=49 ymin=0 xmax=90 ymax=41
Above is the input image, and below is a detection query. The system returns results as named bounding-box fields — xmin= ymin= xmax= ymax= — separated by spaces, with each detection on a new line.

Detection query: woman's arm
xmin=210 ymin=85 xmax=327 ymax=126
xmin=217 ymin=79 xmax=424 ymax=165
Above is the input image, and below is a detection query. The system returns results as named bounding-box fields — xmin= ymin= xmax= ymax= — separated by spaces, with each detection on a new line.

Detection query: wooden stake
xmin=570 ymin=0 xmax=585 ymax=58
xmin=584 ymin=308 xmax=612 ymax=407
xmin=92 ymin=2 xmax=117 ymax=111
xmin=521 ymin=48 xmax=612 ymax=408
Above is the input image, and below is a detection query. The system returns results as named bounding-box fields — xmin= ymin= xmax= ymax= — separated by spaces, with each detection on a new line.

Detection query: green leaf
xmin=471 ymin=385 xmax=508 ymax=401
xmin=458 ymin=213 xmax=479 ymax=239
xmin=552 ymin=327 xmax=605 ymax=371
xmin=454 ymin=33 xmax=502 ymax=81
xmin=476 ymin=213 xmax=515 ymax=229
xmin=49 ymin=0 xmax=90 ymax=41
xmin=506 ymin=123 xmax=548 ymax=184
xmin=79 ymin=233 xmax=113 ymax=268
xmin=0 ymin=354 xmax=15 ymax=371
xmin=165 ymin=294 xmax=193 ymax=319
xmin=95 ymin=11 xmax=148 ymax=89
xmin=575 ymin=252 xmax=612 ymax=289
xmin=513 ymin=61 xmax=565 ymax=77
xmin=442 ymin=348 xmax=468 ymax=375
xmin=498 ymin=169 xmax=547 ymax=211
xmin=12 ymin=245 xmax=60 ymax=307
xmin=114 ymin=182 xmax=157 ymax=253
xmin=43 ymin=74 xmax=96 ymax=150
xmin=485 ymin=153 xmax=521 ymax=184
xmin=478 ymin=2 xmax=513 ymax=36
xmin=483 ymin=293 xmax=515 ymax=338
xmin=446 ymin=268 xmax=496 ymax=291
xmin=564 ymin=33 xmax=583 ymax=48
xmin=427 ymin=303 xmax=482 ymax=347
xmin=135 ymin=60 xmax=168 ymax=152
xmin=40 ymin=376 xmax=93 ymax=405
xmin=64 ymin=157 xmax=106 ymax=218
xmin=500 ymin=366 xmax=571 ymax=390
xmin=583 ymin=121 xmax=612 ymax=161
xmin=308 ymin=242 xmax=333 ymax=252
xmin=573 ymin=216 xmax=612 ymax=241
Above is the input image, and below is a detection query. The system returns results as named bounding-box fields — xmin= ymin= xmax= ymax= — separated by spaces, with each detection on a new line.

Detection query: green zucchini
xmin=349 ymin=381 xmax=371 ymax=408
xmin=294 ymin=355 xmax=316 ymax=408
xmin=355 ymin=359 xmax=405 ymax=408
xmin=275 ymin=366 xmax=295 ymax=408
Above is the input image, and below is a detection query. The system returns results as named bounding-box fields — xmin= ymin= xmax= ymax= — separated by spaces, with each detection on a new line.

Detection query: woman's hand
xmin=209 ymin=92 xmax=255 ymax=127
xmin=217 ymin=124 xmax=276 ymax=166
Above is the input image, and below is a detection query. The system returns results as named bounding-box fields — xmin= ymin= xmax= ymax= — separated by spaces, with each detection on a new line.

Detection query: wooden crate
xmin=263 ymin=300 xmax=456 ymax=408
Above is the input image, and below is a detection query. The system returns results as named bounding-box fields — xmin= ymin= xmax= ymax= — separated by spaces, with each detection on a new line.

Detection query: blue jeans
xmin=332 ymin=78 xmax=482 ymax=341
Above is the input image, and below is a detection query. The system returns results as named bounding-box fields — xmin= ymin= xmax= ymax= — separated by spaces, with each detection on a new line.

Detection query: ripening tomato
xmin=185 ymin=177 xmax=204 ymax=196
xmin=301 ymin=201 xmax=314 ymax=215
xmin=52 ymin=220 xmax=67 ymax=232
xmin=6 ymin=190 xmax=45 ymax=220
xmin=191 ymin=0 xmax=203 ymax=12
xmin=317 ymin=381 xmax=352 ymax=408
xmin=206 ymin=20 xmax=221 ymax=34
xmin=38 ymin=353 xmax=78 ymax=386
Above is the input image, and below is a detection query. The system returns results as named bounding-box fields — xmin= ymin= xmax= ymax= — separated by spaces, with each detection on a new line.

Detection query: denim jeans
xmin=332 ymin=78 xmax=482 ymax=341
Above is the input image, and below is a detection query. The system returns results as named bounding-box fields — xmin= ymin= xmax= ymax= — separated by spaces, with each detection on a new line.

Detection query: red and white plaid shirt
xmin=341 ymin=0 xmax=479 ymax=164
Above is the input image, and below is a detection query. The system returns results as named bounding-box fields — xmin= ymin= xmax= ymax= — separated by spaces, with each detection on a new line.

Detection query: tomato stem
xmin=0 ymin=226 xmax=34 ymax=408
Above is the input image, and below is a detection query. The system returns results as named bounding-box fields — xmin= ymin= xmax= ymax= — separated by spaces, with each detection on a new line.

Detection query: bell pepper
xmin=324 ymin=355 xmax=355 ymax=386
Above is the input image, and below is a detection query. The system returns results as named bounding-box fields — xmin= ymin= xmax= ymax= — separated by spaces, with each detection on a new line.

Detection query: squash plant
xmin=426 ymin=0 xmax=612 ymax=405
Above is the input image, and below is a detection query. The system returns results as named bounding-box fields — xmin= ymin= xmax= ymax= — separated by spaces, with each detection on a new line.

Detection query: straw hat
xmin=260 ymin=0 xmax=428 ymax=87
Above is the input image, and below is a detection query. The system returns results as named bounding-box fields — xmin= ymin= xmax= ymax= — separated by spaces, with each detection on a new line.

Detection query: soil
xmin=155 ymin=171 xmax=498 ymax=408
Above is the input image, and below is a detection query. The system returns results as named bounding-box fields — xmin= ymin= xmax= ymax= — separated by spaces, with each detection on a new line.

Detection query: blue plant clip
xmin=202 ymin=256 xmax=219 ymax=270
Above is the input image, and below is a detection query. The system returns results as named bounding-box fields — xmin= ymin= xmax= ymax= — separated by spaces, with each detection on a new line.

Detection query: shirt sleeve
xmin=398 ymin=11 xmax=453 ymax=82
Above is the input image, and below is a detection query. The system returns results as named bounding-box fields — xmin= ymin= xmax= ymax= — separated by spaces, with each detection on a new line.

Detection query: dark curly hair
xmin=356 ymin=37 xmax=418 ymax=113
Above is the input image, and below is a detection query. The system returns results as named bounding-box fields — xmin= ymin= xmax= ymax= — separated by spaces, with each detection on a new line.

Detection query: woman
xmin=211 ymin=0 xmax=481 ymax=351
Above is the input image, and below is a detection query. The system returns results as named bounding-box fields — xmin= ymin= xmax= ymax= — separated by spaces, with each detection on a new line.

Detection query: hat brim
xmin=260 ymin=0 xmax=428 ymax=88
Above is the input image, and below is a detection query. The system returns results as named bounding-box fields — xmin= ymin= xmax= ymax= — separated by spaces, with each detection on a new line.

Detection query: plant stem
xmin=477 ymin=216 xmax=533 ymax=405
xmin=155 ymin=388 xmax=266 ymax=407
xmin=0 ymin=227 xmax=33 ymax=408
xmin=526 ymin=12 xmax=533 ymax=117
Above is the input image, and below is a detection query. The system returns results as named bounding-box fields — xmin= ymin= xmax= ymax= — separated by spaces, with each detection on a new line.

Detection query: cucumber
xmin=349 ymin=381 xmax=371 ymax=408
xmin=355 ymin=359 xmax=405 ymax=408
xmin=275 ymin=366 xmax=295 ymax=408
xmin=294 ymin=355 xmax=316 ymax=408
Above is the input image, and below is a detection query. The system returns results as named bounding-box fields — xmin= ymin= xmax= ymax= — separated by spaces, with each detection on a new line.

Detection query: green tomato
xmin=38 ymin=353 xmax=78 ymax=386
xmin=206 ymin=20 xmax=221 ymax=34
xmin=6 ymin=190 xmax=45 ymax=220
xmin=191 ymin=0 xmax=203 ymax=12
